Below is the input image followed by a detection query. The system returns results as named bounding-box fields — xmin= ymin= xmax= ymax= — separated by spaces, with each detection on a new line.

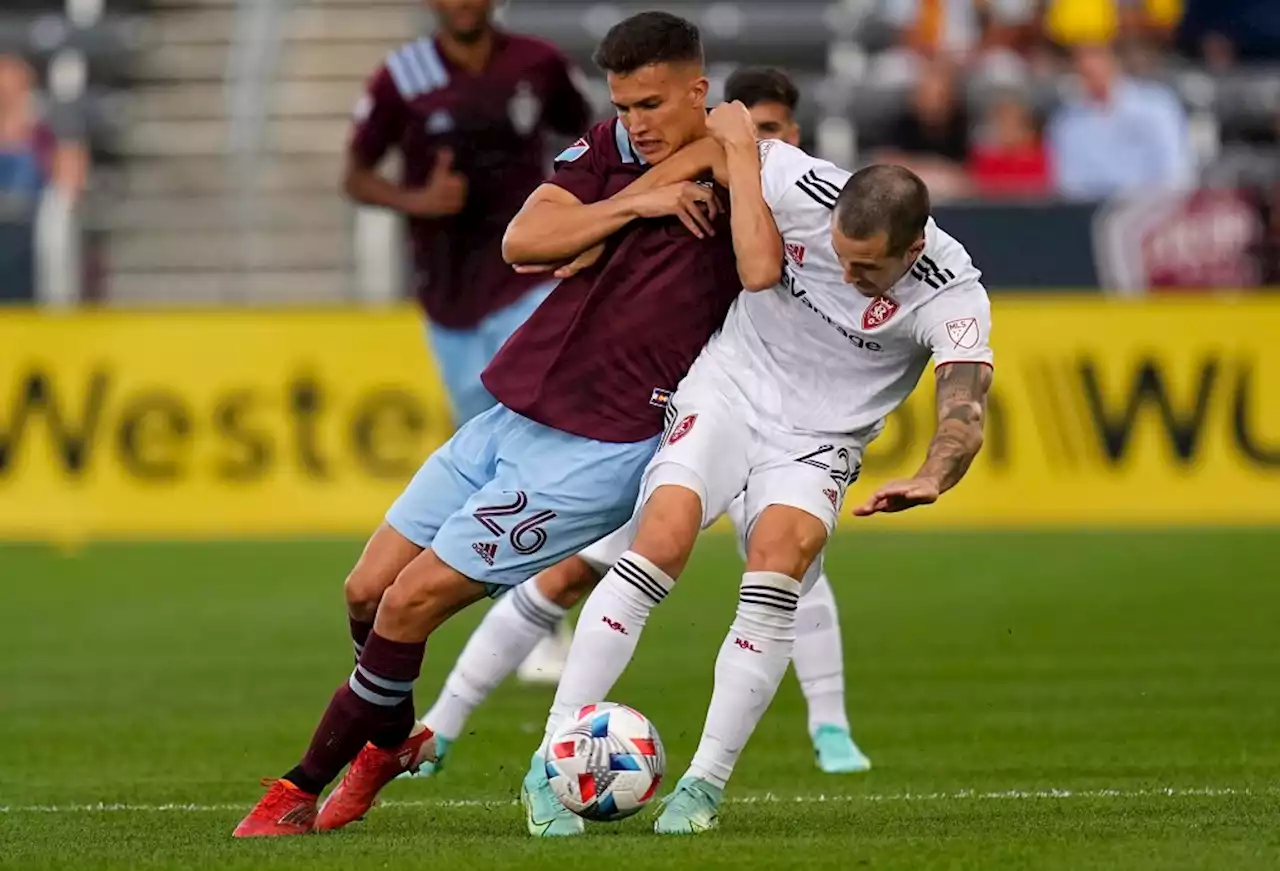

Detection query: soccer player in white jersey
xmin=397 ymin=70 xmax=872 ymax=787
xmin=520 ymin=102 xmax=994 ymax=836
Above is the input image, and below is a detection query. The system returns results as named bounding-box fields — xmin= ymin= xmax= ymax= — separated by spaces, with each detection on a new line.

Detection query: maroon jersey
xmin=349 ymin=32 xmax=591 ymax=329
xmin=483 ymin=118 xmax=743 ymax=443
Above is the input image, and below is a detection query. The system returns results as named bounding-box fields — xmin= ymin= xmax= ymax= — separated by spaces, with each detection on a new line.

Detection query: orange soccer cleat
xmin=232 ymin=778 xmax=318 ymax=838
xmin=314 ymin=728 xmax=436 ymax=832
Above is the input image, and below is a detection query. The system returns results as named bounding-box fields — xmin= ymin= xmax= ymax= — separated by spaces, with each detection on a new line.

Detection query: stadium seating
xmin=7 ymin=0 xmax=1276 ymax=304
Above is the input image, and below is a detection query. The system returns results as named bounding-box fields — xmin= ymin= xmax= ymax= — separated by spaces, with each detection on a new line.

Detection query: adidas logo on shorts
xmin=472 ymin=541 xmax=497 ymax=565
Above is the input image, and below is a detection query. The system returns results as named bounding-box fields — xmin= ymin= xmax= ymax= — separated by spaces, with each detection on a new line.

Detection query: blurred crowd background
xmin=1 ymin=0 xmax=1278 ymax=306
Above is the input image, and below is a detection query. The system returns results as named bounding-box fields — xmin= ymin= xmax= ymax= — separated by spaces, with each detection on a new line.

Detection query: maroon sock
xmin=294 ymin=632 xmax=425 ymax=790
xmin=370 ymin=697 xmax=416 ymax=750
xmin=349 ymin=616 xmax=373 ymax=663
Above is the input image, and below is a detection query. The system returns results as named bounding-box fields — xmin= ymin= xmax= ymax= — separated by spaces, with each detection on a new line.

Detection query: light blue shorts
xmin=427 ymin=283 xmax=555 ymax=425
xmin=386 ymin=403 xmax=661 ymax=589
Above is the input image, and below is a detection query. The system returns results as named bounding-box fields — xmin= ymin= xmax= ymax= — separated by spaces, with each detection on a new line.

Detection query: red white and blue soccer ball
xmin=545 ymin=702 xmax=666 ymax=821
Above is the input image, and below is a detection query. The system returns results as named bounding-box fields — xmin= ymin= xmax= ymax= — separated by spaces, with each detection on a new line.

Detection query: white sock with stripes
xmin=538 ymin=552 xmax=675 ymax=754
xmin=423 ymin=580 xmax=565 ymax=742
xmin=792 ymin=572 xmax=850 ymax=734
xmin=688 ymin=571 xmax=801 ymax=788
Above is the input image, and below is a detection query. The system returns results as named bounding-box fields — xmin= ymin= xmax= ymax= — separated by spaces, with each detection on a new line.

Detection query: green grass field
xmin=2 ymin=531 xmax=1278 ymax=870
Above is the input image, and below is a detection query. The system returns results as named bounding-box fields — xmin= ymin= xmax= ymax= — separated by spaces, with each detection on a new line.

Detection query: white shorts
xmin=645 ymin=366 xmax=869 ymax=536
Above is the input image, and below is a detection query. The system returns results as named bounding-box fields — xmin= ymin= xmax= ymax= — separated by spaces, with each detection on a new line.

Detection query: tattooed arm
xmin=853 ymin=362 xmax=992 ymax=516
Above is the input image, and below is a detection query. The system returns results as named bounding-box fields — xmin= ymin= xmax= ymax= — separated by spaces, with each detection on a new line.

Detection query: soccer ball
xmin=544 ymin=702 xmax=665 ymax=821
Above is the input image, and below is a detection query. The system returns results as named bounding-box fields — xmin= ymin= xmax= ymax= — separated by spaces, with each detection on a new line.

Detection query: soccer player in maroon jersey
xmin=345 ymin=0 xmax=591 ymax=425
xmin=233 ymin=12 xmax=780 ymax=838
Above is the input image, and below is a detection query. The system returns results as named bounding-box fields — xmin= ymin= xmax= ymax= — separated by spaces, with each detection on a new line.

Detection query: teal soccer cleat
xmin=653 ymin=776 xmax=723 ymax=835
xmin=812 ymin=724 xmax=872 ymax=774
xmin=521 ymin=752 xmax=583 ymax=837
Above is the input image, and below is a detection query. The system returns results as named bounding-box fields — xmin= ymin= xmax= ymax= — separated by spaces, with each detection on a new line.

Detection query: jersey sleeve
xmin=912 ymin=282 xmax=995 ymax=369
xmin=547 ymin=120 xmax=611 ymax=205
xmin=757 ymin=140 xmax=851 ymax=236
xmin=541 ymin=50 xmax=593 ymax=138
xmin=349 ymin=65 xmax=409 ymax=168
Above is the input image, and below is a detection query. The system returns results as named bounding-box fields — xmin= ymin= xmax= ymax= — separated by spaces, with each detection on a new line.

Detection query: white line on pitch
xmin=0 ymin=786 xmax=1271 ymax=814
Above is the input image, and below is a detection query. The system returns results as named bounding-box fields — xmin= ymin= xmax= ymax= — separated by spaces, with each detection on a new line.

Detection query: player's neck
xmin=436 ymin=28 xmax=496 ymax=75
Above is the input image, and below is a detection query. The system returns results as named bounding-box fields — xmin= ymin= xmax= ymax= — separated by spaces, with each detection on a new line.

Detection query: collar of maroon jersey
xmin=431 ymin=29 xmax=511 ymax=77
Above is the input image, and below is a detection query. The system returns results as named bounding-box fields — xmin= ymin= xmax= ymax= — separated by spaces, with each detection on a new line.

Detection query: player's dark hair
xmin=835 ymin=165 xmax=931 ymax=257
xmin=592 ymin=11 xmax=704 ymax=75
xmin=725 ymin=67 xmax=799 ymax=112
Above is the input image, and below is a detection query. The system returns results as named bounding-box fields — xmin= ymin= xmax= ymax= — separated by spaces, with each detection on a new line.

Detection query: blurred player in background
xmin=234 ymin=11 xmax=750 ymax=838
xmin=403 ymin=67 xmax=872 ymax=790
xmin=344 ymin=0 xmax=592 ymax=685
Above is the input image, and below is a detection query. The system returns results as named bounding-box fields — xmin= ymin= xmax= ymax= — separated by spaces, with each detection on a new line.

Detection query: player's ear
xmin=689 ymin=75 xmax=710 ymax=109
xmin=906 ymin=234 xmax=927 ymax=261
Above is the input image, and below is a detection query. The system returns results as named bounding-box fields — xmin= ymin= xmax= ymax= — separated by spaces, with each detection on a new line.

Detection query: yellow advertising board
xmin=0 ymin=299 xmax=1277 ymax=539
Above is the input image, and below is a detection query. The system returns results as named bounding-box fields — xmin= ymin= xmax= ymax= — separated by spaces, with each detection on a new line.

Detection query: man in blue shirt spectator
xmin=1047 ymin=43 xmax=1194 ymax=200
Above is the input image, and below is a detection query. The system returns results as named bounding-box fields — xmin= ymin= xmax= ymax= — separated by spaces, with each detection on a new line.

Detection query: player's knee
xmin=379 ymin=555 xmax=483 ymax=639
xmin=632 ymin=484 xmax=704 ymax=577
xmin=344 ymin=524 xmax=422 ymax=621
xmin=536 ymin=557 xmax=602 ymax=609
xmin=745 ymin=510 xmax=827 ymax=582
xmin=344 ymin=568 xmax=385 ymax=622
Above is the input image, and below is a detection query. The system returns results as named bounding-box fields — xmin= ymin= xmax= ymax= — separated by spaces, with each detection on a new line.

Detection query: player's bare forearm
xmin=723 ymin=142 xmax=783 ymax=291
xmin=915 ymin=362 xmax=992 ymax=494
xmin=618 ymin=138 xmax=728 ymax=194
xmin=502 ymin=187 xmax=641 ymax=264
xmin=343 ymin=162 xmax=418 ymax=213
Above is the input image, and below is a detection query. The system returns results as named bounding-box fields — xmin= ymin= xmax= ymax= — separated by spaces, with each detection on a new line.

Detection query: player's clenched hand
xmin=707 ymin=101 xmax=757 ymax=149
xmin=630 ymin=182 xmax=720 ymax=239
xmin=512 ymin=243 xmax=605 ymax=279
xmin=401 ymin=147 xmax=468 ymax=217
xmin=852 ymin=478 xmax=941 ymax=516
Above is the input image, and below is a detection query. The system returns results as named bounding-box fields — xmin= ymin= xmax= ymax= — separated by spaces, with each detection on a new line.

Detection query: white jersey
xmin=696 ymin=140 xmax=994 ymax=436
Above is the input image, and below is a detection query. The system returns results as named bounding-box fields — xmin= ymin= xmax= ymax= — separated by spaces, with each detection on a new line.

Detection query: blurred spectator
xmin=0 ymin=55 xmax=54 ymax=208
xmin=967 ymin=91 xmax=1051 ymax=197
xmin=1175 ymin=0 xmax=1280 ymax=69
xmin=0 ymin=55 xmax=86 ymax=205
xmin=1047 ymin=43 xmax=1193 ymax=198
xmin=876 ymin=61 xmax=973 ymax=200
xmin=871 ymin=0 xmax=1034 ymax=86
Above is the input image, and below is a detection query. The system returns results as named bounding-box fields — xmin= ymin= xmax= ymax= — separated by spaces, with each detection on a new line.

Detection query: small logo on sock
xmin=472 ymin=541 xmax=498 ymax=565
xmin=601 ymin=616 xmax=629 ymax=635
xmin=734 ymin=637 xmax=762 ymax=653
